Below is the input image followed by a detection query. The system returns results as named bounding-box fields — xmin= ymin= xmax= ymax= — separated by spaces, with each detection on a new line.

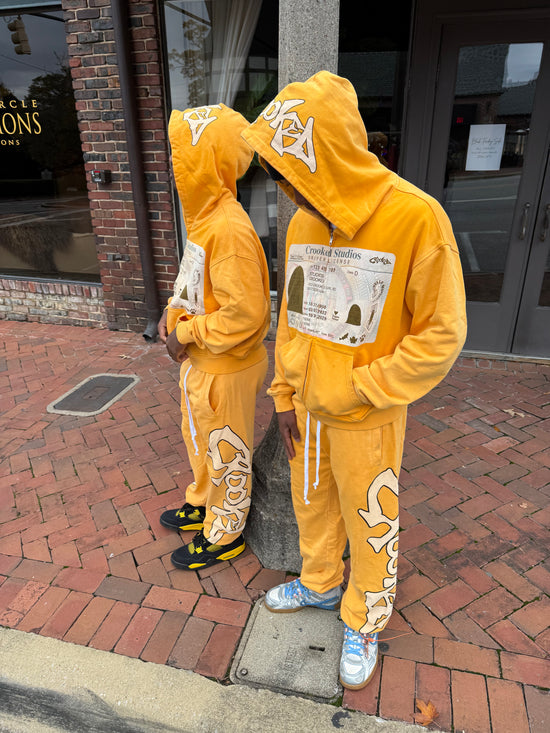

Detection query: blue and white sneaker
xmin=264 ymin=577 xmax=342 ymax=613
xmin=339 ymin=623 xmax=379 ymax=689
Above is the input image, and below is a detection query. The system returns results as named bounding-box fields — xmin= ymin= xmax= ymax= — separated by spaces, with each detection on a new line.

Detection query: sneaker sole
xmin=339 ymin=659 xmax=378 ymax=690
xmin=171 ymin=541 xmax=246 ymax=570
xmin=264 ymin=600 xmax=341 ymax=614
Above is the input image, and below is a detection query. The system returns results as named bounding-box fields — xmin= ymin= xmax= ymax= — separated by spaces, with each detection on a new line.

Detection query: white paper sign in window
xmin=465 ymin=124 xmax=506 ymax=171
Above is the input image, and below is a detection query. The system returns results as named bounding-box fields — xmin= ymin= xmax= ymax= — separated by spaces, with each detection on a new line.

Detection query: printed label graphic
xmin=207 ymin=425 xmax=252 ymax=543
xmin=285 ymin=243 xmax=394 ymax=344
xmin=261 ymin=98 xmax=316 ymax=173
xmin=171 ymin=239 xmax=205 ymax=315
xmin=183 ymin=105 xmax=222 ymax=146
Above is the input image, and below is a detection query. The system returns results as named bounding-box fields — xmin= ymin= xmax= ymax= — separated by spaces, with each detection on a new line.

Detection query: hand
xmin=277 ymin=409 xmax=300 ymax=460
xmin=166 ymin=328 xmax=187 ymax=363
xmin=157 ymin=310 xmax=168 ymax=343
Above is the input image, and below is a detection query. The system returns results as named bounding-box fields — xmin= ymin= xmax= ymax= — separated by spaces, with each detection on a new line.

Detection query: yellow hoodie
xmin=242 ymin=71 xmax=467 ymax=429
xmin=167 ymin=104 xmax=270 ymax=374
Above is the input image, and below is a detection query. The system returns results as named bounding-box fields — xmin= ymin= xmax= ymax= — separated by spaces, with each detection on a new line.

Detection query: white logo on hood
xmin=261 ymin=98 xmax=317 ymax=173
xmin=183 ymin=105 xmax=222 ymax=146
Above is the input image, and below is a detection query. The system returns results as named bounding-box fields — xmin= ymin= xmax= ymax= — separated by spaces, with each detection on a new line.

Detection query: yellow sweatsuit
xmin=243 ymin=71 xmax=467 ymax=633
xmin=168 ymin=104 xmax=270 ymax=546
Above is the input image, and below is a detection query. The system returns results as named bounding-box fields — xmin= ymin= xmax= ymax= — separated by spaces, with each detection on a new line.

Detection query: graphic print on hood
xmin=169 ymin=104 xmax=253 ymax=229
xmin=242 ymin=70 xmax=396 ymax=240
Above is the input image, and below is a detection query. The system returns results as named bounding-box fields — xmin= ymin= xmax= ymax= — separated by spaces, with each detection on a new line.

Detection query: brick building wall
xmin=63 ymin=0 xmax=178 ymax=332
xmin=0 ymin=1 xmax=178 ymax=332
xmin=0 ymin=1 xmax=279 ymax=334
xmin=0 ymin=278 xmax=105 ymax=326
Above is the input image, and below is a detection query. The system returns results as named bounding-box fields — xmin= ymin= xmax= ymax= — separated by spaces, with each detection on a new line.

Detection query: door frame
xmin=425 ymin=22 xmax=550 ymax=353
xmin=513 ymin=153 xmax=550 ymax=355
xmin=402 ymin=0 xmax=550 ymax=356
xmin=402 ymin=0 xmax=550 ymax=189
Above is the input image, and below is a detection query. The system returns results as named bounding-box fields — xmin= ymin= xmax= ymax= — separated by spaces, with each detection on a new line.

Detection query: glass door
xmin=426 ymin=19 xmax=550 ymax=356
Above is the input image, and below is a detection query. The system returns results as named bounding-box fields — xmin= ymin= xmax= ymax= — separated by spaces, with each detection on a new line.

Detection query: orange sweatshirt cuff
xmin=175 ymin=321 xmax=192 ymax=345
xmin=270 ymin=391 xmax=296 ymax=413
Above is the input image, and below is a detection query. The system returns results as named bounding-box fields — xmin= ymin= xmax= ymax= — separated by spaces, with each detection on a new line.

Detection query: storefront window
xmin=0 ymin=5 xmax=98 ymax=281
xmin=338 ymin=0 xmax=413 ymax=172
xmin=161 ymin=0 xmax=278 ymax=288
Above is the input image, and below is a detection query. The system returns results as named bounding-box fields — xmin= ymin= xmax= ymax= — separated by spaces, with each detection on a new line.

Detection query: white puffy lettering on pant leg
xmin=207 ymin=425 xmax=252 ymax=543
xmin=357 ymin=467 xmax=399 ymax=631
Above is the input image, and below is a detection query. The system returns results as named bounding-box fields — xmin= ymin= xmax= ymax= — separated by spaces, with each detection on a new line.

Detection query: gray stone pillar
xmin=277 ymin=0 xmax=341 ymax=306
xmin=245 ymin=0 xmax=340 ymax=573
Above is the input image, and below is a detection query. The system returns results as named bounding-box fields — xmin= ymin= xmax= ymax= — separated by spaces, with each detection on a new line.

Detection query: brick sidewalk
xmin=0 ymin=321 xmax=549 ymax=732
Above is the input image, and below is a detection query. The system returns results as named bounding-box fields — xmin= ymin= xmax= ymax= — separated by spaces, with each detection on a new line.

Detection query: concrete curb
xmin=0 ymin=628 xmax=425 ymax=733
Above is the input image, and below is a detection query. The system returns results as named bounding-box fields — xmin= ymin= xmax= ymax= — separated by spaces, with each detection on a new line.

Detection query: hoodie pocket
xmin=304 ymin=341 xmax=370 ymax=421
xmin=279 ymin=333 xmax=312 ymax=399
xmin=281 ymin=335 xmax=371 ymax=423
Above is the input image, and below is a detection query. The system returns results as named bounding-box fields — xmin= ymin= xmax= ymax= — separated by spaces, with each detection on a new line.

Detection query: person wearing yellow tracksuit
xmin=158 ymin=104 xmax=270 ymax=570
xmin=242 ymin=71 xmax=467 ymax=689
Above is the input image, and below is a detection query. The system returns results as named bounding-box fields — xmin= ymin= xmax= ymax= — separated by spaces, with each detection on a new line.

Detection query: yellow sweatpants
xmin=179 ymin=355 xmax=268 ymax=546
xmin=290 ymin=397 xmax=407 ymax=634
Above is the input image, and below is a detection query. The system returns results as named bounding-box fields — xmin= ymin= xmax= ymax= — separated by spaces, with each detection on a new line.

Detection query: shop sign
xmin=0 ymin=98 xmax=41 ymax=145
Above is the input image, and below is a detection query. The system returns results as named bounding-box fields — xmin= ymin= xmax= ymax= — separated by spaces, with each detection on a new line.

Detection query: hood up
xmin=242 ymin=70 xmax=397 ymax=240
xmin=168 ymin=104 xmax=253 ymax=229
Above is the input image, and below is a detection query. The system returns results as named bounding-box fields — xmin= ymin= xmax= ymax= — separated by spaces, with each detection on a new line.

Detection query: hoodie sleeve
xmin=175 ymin=251 xmax=268 ymax=354
xmin=352 ymin=243 xmax=467 ymax=409
xmin=267 ymin=289 xmax=296 ymax=412
xmin=267 ymin=216 xmax=299 ymax=413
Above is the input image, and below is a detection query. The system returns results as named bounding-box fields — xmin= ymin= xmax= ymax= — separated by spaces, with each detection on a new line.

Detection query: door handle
xmin=519 ymin=202 xmax=531 ymax=240
xmin=539 ymin=203 xmax=550 ymax=242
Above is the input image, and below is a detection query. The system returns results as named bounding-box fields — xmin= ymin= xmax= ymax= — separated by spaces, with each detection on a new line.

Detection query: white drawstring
xmin=304 ymin=413 xmax=311 ymax=505
xmin=313 ymin=419 xmax=321 ymax=490
xmin=183 ymin=364 xmax=199 ymax=455
xmin=303 ymin=413 xmax=321 ymax=504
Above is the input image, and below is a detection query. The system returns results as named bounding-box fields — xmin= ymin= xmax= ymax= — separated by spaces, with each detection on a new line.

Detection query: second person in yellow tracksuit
xmin=158 ymin=104 xmax=270 ymax=570
xmin=242 ymin=71 xmax=467 ymax=689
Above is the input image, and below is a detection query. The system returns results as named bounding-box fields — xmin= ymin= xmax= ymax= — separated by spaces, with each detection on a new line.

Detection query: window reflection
xmin=443 ymin=43 xmax=543 ymax=303
xmin=162 ymin=0 xmax=279 ymax=289
xmin=0 ymin=9 xmax=97 ymax=281
xmin=338 ymin=1 xmax=412 ymax=172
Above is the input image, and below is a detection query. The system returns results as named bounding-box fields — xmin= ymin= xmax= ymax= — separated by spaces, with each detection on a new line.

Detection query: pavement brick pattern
xmin=1 ymin=322 xmax=549 ymax=732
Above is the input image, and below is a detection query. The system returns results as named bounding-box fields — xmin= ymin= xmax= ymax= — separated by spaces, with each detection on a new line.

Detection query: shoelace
xmin=176 ymin=503 xmax=192 ymax=518
xmin=343 ymin=625 xmax=378 ymax=656
xmin=282 ymin=578 xmax=308 ymax=601
xmin=190 ymin=531 xmax=210 ymax=554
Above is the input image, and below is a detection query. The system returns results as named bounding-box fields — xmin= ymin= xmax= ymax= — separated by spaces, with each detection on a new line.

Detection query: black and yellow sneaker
xmin=170 ymin=530 xmax=246 ymax=570
xmin=160 ymin=503 xmax=205 ymax=531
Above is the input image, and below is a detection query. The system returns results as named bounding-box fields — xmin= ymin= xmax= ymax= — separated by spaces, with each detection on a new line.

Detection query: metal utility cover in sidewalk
xmin=230 ymin=600 xmax=343 ymax=702
xmin=47 ymin=374 xmax=139 ymax=417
